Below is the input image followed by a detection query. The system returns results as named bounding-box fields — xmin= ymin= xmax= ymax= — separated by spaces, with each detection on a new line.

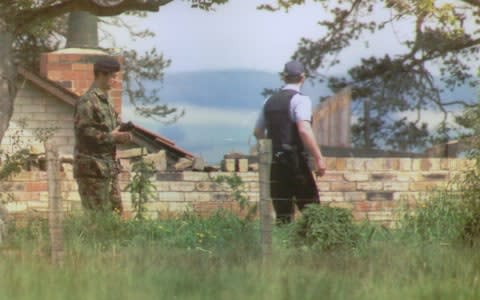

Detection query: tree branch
xmin=15 ymin=0 xmax=174 ymax=33
xmin=459 ymin=0 xmax=480 ymax=8
xmin=441 ymin=100 xmax=476 ymax=108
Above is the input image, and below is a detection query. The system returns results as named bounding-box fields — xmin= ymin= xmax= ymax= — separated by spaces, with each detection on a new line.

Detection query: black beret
xmin=94 ymin=57 xmax=121 ymax=73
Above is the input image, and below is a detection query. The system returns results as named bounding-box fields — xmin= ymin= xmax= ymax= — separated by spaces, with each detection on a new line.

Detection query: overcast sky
xmin=103 ymin=0 xmax=412 ymax=74
xmin=103 ymin=1 xmax=462 ymax=161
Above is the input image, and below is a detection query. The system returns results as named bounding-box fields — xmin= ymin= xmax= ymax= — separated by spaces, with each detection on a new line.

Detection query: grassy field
xmin=2 ymin=196 xmax=480 ymax=300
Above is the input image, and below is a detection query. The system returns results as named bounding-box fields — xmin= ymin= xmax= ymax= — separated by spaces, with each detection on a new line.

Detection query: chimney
xmin=39 ymin=11 xmax=123 ymax=114
xmin=66 ymin=11 xmax=99 ymax=49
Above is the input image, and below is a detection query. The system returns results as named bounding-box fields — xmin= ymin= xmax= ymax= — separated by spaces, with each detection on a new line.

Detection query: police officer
xmin=73 ymin=57 xmax=132 ymax=213
xmin=254 ymin=60 xmax=326 ymax=224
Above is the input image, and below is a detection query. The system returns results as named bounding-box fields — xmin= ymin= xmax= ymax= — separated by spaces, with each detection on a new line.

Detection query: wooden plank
xmin=312 ymin=87 xmax=352 ymax=147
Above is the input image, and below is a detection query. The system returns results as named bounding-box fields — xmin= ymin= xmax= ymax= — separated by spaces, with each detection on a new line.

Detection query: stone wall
xmin=0 ymin=157 xmax=471 ymax=225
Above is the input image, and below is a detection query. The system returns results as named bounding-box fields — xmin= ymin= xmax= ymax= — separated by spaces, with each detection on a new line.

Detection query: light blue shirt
xmin=254 ymin=83 xmax=313 ymax=131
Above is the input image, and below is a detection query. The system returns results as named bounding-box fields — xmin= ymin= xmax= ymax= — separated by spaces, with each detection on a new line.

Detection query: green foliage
xmin=3 ymin=234 xmax=480 ymax=300
xmin=0 ymin=148 xmax=32 ymax=181
xmin=0 ymin=119 xmax=58 ymax=181
xmin=214 ymin=174 xmax=258 ymax=221
xmin=6 ymin=210 xmax=258 ymax=261
xmin=7 ymin=200 xmax=480 ymax=299
xmin=33 ymin=125 xmax=59 ymax=143
xmin=444 ymin=95 xmax=480 ymax=244
xmin=291 ymin=205 xmax=359 ymax=251
xmin=122 ymin=48 xmax=184 ymax=122
xmin=260 ymin=0 xmax=480 ymax=151
xmin=398 ymin=191 xmax=467 ymax=243
xmin=124 ymin=158 xmax=157 ymax=220
xmin=187 ymin=0 xmax=229 ymax=10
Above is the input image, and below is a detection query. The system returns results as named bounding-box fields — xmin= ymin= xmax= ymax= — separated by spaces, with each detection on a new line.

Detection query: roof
xmin=17 ymin=66 xmax=195 ymax=160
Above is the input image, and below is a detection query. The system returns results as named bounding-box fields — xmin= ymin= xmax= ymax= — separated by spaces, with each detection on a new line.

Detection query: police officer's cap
xmin=94 ymin=57 xmax=121 ymax=73
xmin=283 ymin=60 xmax=305 ymax=77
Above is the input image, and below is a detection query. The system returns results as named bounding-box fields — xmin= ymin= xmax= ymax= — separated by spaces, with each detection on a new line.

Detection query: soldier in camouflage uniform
xmin=73 ymin=57 xmax=132 ymax=213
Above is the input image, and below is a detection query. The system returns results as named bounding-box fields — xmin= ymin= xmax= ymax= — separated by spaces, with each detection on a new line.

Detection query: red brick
xmin=77 ymin=80 xmax=91 ymax=90
xmin=72 ymin=63 xmax=91 ymax=71
xmin=355 ymin=201 xmax=371 ymax=212
xmin=49 ymin=64 xmax=73 ymax=71
xmin=84 ymin=73 xmax=94 ymax=80
xmin=421 ymin=159 xmax=432 ymax=171
xmin=26 ymin=182 xmax=48 ymax=192
xmin=69 ymin=70 xmax=86 ymax=79
xmin=40 ymin=54 xmax=48 ymax=75
xmin=46 ymin=53 xmax=60 ymax=63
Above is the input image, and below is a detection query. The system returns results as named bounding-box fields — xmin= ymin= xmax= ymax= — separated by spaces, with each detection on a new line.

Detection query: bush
xmin=451 ymin=102 xmax=480 ymax=244
xmin=398 ymin=191 xmax=467 ymax=243
xmin=291 ymin=205 xmax=359 ymax=251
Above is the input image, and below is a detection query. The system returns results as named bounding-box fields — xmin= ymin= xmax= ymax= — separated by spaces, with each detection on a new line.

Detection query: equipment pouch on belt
xmin=289 ymin=150 xmax=300 ymax=171
xmin=274 ymin=150 xmax=301 ymax=172
xmin=74 ymin=154 xmax=116 ymax=178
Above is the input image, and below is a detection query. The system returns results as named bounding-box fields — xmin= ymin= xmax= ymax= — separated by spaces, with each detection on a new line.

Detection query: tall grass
xmin=2 ymin=233 xmax=480 ymax=299
xmin=1 ymin=195 xmax=480 ymax=300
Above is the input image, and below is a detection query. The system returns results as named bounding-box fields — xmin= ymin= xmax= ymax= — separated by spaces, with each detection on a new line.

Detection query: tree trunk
xmin=0 ymin=23 xmax=16 ymax=145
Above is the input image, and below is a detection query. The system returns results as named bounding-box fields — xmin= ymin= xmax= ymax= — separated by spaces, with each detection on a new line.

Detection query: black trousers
xmin=270 ymin=152 xmax=319 ymax=224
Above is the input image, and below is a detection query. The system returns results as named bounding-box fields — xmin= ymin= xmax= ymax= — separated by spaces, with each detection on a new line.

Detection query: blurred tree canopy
xmin=260 ymin=0 xmax=480 ymax=151
xmin=0 ymin=0 xmax=228 ymax=143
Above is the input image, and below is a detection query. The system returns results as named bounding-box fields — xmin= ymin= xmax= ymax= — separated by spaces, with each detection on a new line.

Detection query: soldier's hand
xmin=112 ymin=128 xmax=133 ymax=144
xmin=314 ymin=157 xmax=327 ymax=177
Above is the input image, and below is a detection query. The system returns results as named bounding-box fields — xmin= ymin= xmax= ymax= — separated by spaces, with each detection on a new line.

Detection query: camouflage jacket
xmin=73 ymin=84 xmax=120 ymax=178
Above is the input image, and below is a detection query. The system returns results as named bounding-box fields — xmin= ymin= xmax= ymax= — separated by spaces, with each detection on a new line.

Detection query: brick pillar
xmin=39 ymin=49 xmax=123 ymax=114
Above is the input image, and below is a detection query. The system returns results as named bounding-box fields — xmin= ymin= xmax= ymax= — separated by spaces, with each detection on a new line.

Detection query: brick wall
xmin=2 ymin=80 xmax=75 ymax=155
xmin=0 ymin=158 xmax=472 ymax=225
xmin=40 ymin=49 xmax=123 ymax=114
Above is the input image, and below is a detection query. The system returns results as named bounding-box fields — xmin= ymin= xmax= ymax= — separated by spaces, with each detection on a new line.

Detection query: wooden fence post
xmin=258 ymin=139 xmax=272 ymax=258
xmin=45 ymin=142 xmax=64 ymax=266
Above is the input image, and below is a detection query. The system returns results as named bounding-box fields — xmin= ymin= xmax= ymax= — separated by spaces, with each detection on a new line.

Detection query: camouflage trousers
xmin=76 ymin=175 xmax=123 ymax=213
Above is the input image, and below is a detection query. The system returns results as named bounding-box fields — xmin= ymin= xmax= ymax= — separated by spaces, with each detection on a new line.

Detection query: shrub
xmin=291 ymin=205 xmax=359 ymax=251
xmin=124 ymin=158 xmax=157 ymax=220
xmin=452 ymin=101 xmax=480 ymax=244
xmin=398 ymin=191 xmax=467 ymax=243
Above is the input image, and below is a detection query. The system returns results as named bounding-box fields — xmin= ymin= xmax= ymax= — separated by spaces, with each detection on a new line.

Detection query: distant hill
xmin=127 ymin=70 xmax=333 ymax=163
xmin=125 ymin=70 xmax=476 ymax=163
xmin=150 ymin=69 xmax=330 ymax=109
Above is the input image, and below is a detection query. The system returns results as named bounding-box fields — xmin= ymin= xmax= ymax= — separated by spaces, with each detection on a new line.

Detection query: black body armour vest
xmin=264 ymin=89 xmax=305 ymax=153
